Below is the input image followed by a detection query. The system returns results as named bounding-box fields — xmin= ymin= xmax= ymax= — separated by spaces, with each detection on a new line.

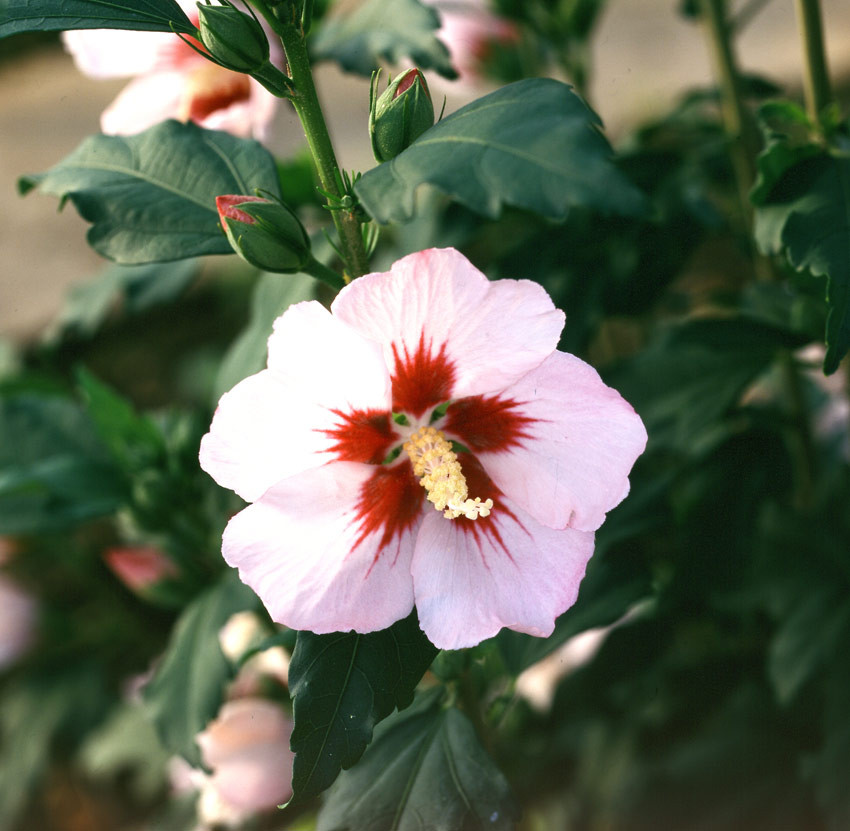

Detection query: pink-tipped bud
xmin=104 ymin=545 xmax=177 ymax=595
xmin=369 ymin=68 xmax=435 ymax=163
xmin=216 ymin=194 xmax=312 ymax=274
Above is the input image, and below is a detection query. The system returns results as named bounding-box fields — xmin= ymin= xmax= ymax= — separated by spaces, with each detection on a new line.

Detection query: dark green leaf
xmin=355 ymin=79 xmax=647 ymax=223
xmin=769 ymin=588 xmax=850 ymax=704
xmin=0 ymin=0 xmax=194 ymax=37
xmin=753 ymin=151 xmax=850 ymax=373
xmin=750 ymin=101 xmax=820 ymax=205
xmin=77 ymin=369 xmax=165 ymax=471
xmin=51 ymin=260 xmax=200 ymax=340
xmin=288 ymin=610 xmax=438 ymax=803
xmin=19 ymin=120 xmax=281 ymax=264
xmin=0 ymin=393 xmax=124 ymax=533
xmin=609 ymin=316 xmax=808 ymax=450
xmin=214 ymin=272 xmax=318 ymax=400
xmin=143 ymin=572 xmax=258 ymax=766
xmin=317 ymin=691 xmax=520 ymax=831
xmin=311 ymin=0 xmax=456 ymax=79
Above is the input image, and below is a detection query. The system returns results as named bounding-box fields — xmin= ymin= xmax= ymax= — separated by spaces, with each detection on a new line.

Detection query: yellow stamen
xmin=403 ymin=425 xmax=494 ymax=520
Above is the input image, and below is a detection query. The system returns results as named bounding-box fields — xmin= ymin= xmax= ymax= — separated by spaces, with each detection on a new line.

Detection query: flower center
xmin=403 ymin=425 xmax=493 ymax=520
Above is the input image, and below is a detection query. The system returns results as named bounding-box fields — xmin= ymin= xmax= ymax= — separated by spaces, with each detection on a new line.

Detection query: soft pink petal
xmin=469 ymin=351 xmax=647 ymax=532
xmin=331 ymin=248 xmax=564 ymax=402
xmin=198 ymin=698 xmax=293 ymax=811
xmin=411 ymin=497 xmax=595 ymax=650
xmin=200 ymin=302 xmax=393 ymax=502
xmin=222 ymin=462 xmax=420 ymax=634
xmin=99 ymin=71 xmax=186 ymax=134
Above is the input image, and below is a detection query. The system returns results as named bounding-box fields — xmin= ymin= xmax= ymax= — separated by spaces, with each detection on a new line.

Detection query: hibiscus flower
xmin=62 ymin=0 xmax=280 ymax=139
xmin=200 ymin=248 xmax=646 ymax=649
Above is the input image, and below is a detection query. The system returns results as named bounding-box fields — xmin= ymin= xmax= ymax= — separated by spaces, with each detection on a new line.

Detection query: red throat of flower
xmin=181 ymin=64 xmax=252 ymax=124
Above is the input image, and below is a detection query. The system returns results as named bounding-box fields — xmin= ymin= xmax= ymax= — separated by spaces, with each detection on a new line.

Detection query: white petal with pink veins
xmin=201 ymin=302 xmax=393 ymax=503
xmin=222 ymin=462 xmax=420 ymax=634
xmin=332 ymin=248 xmax=564 ymax=400
xmin=411 ymin=500 xmax=594 ymax=650
xmin=475 ymin=351 xmax=648 ymax=532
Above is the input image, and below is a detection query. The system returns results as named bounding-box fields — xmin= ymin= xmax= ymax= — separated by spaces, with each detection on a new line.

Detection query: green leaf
xmin=0 ymin=0 xmax=194 ymax=37
xmin=0 ymin=392 xmax=124 ymax=533
xmin=214 ymin=272 xmax=319 ymax=400
xmin=77 ymin=369 xmax=166 ymax=472
xmin=0 ymin=0 xmax=195 ymax=38
xmin=288 ymin=610 xmax=438 ymax=803
xmin=19 ymin=120 xmax=281 ymax=264
xmin=50 ymin=260 xmax=200 ymax=340
xmin=143 ymin=572 xmax=258 ymax=766
xmin=769 ymin=587 xmax=850 ymax=704
xmin=355 ymin=78 xmax=647 ymax=224
xmin=311 ymin=0 xmax=456 ymax=79
xmin=609 ymin=316 xmax=808 ymax=450
xmin=750 ymin=101 xmax=820 ymax=205
xmin=753 ymin=151 xmax=850 ymax=373
xmin=317 ymin=691 xmax=520 ymax=831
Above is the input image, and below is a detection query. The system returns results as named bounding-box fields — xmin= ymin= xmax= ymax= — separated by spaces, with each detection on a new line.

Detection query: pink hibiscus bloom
xmin=200 ymin=248 xmax=647 ymax=650
xmin=62 ymin=0 xmax=279 ymax=139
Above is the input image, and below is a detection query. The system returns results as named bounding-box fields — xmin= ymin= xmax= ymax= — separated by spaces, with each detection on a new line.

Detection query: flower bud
xmin=197 ymin=3 xmax=270 ymax=74
xmin=369 ymin=69 xmax=435 ymax=163
xmin=104 ymin=545 xmax=178 ymax=596
xmin=217 ymin=194 xmax=312 ymax=273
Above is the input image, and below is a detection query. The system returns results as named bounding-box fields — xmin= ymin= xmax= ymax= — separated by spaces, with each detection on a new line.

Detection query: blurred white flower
xmin=62 ymin=0 xmax=280 ymax=139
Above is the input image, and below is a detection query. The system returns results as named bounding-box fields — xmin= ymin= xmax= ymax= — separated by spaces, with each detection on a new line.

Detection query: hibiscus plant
xmin=1 ymin=0 xmax=849 ymax=829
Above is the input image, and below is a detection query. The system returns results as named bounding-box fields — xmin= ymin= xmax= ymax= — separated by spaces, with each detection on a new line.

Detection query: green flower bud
xmin=369 ymin=69 xmax=435 ymax=163
xmin=217 ymin=195 xmax=312 ymax=273
xmin=197 ymin=3 xmax=270 ymax=73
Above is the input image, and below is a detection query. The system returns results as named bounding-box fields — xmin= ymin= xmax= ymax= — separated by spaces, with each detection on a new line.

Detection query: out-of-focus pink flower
xmin=218 ymin=611 xmax=290 ymax=698
xmin=0 ymin=565 xmax=36 ymax=670
xmin=62 ymin=0 xmax=280 ymax=139
xmin=423 ymin=0 xmax=520 ymax=85
xmin=200 ymin=247 xmax=647 ymax=650
xmin=104 ymin=545 xmax=178 ymax=595
xmin=196 ymin=698 xmax=293 ymax=824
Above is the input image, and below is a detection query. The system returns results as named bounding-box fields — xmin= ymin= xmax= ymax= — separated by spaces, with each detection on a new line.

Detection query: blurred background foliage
xmin=2 ymin=0 xmax=850 ymax=829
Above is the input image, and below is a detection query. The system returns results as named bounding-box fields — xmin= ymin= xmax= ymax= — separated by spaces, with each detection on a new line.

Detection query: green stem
xmin=700 ymin=0 xmax=817 ymax=507
xmin=699 ymin=0 xmax=759 ymax=220
xmin=277 ymin=16 xmax=370 ymax=279
xmin=793 ymin=0 xmax=833 ymax=126
xmin=303 ymin=255 xmax=346 ymax=290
